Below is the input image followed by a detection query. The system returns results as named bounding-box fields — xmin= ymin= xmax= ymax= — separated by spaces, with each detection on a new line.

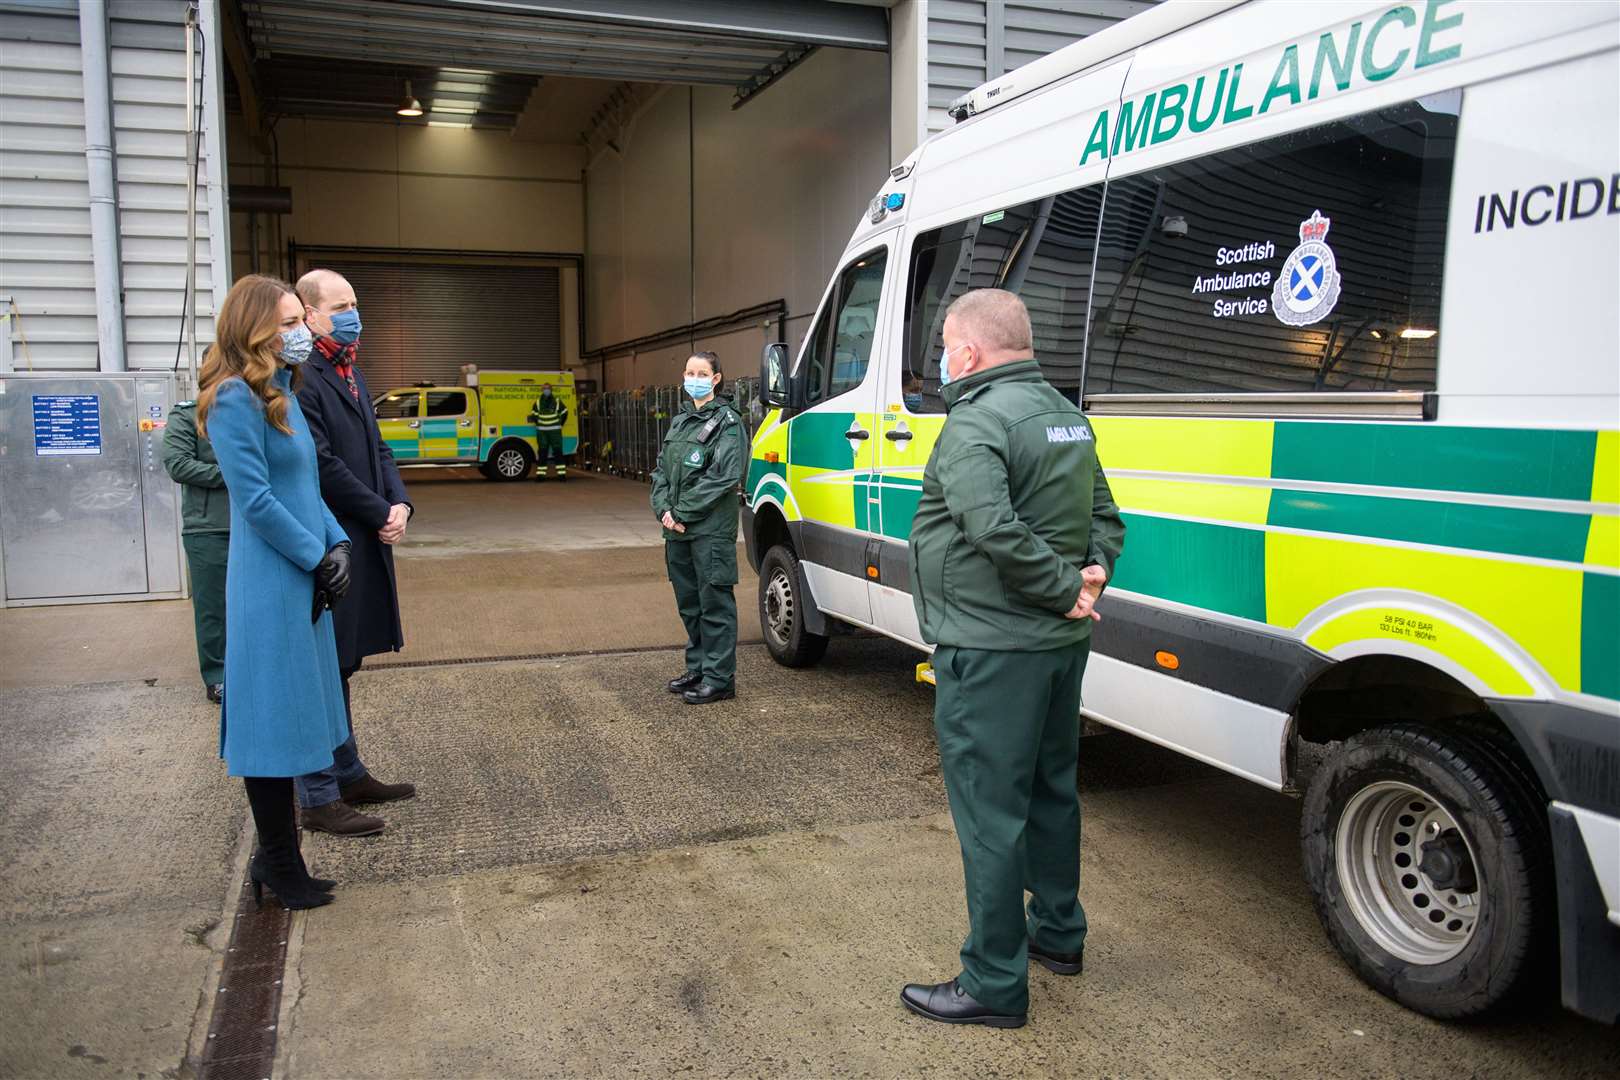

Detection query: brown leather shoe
xmin=339 ymin=773 xmax=417 ymax=805
xmin=301 ymin=800 xmax=384 ymax=837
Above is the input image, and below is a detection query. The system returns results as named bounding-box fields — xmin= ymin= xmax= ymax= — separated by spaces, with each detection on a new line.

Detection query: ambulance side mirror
xmin=761 ymin=343 xmax=800 ymax=410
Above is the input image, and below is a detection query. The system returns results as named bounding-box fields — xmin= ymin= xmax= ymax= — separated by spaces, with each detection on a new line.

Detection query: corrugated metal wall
xmin=0 ymin=0 xmax=222 ymax=371
xmin=925 ymin=0 xmax=1157 ymax=133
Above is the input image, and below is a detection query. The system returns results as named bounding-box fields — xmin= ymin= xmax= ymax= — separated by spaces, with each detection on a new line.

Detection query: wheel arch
xmin=1289 ymin=652 xmax=1547 ymax=803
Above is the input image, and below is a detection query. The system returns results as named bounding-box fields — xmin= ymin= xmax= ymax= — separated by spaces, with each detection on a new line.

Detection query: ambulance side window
xmin=802 ymin=247 xmax=888 ymax=404
xmin=424 ymin=391 xmax=468 ymax=418
xmin=373 ymin=393 xmax=420 ymax=419
xmin=902 ymin=187 xmax=1102 ymax=412
xmin=1084 ymin=94 xmax=1458 ymax=410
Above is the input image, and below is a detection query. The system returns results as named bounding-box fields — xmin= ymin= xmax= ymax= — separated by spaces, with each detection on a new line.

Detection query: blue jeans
xmin=296 ymin=664 xmax=369 ymax=808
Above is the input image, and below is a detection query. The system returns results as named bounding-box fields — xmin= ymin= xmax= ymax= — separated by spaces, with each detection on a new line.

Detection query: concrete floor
xmin=0 ymin=471 xmax=757 ymax=690
xmin=1 ymin=469 xmax=1614 ymax=1078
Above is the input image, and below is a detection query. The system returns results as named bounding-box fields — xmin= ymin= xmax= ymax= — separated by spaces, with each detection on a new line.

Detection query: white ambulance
xmin=744 ymin=0 xmax=1619 ymax=1021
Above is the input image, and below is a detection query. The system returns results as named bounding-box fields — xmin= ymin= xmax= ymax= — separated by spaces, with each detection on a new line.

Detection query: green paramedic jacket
xmin=650 ymin=397 xmax=745 ymax=541
xmin=909 ymin=359 xmax=1126 ymax=652
xmin=161 ymin=401 xmax=231 ymax=536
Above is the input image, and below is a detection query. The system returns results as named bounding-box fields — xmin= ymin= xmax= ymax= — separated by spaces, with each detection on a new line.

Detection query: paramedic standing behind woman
xmin=651 ymin=351 xmax=744 ymax=705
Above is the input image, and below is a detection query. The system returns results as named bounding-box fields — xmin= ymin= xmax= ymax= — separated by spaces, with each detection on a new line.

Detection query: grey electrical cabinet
xmin=0 ymin=373 xmax=186 ymax=606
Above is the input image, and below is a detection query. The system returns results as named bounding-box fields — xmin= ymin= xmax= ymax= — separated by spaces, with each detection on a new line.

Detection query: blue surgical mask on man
xmin=279 ymin=323 xmax=314 ymax=366
xmin=328 ymin=308 xmax=362 ymax=346
xmin=938 ymin=344 xmax=966 ymax=387
xmin=685 ymin=376 xmax=716 ymax=401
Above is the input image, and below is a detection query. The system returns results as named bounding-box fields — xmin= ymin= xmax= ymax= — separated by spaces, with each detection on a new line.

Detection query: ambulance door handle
xmin=885 ymin=429 xmax=913 ymax=442
xmin=408 ymin=421 xmax=420 ymax=429
xmin=845 ymin=426 xmax=870 ymax=441
xmin=459 ymin=419 xmax=472 ymax=427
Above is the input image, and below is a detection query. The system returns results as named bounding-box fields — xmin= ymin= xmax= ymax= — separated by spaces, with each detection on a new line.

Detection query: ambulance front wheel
xmin=759 ymin=544 xmax=828 ymax=668
xmin=1300 ymin=723 xmax=1553 ymax=1019
xmin=482 ymin=440 xmax=534 ymax=482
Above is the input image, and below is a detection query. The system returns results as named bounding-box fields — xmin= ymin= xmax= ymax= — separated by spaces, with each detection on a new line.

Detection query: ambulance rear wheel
xmin=759 ymin=544 xmax=827 ymax=668
xmin=484 ymin=441 xmax=533 ymax=482
xmin=1300 ymin=724 xmax=1553 ymax=1019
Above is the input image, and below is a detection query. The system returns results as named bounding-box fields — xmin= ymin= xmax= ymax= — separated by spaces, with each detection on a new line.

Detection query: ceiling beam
xmin=425 ymin=0 xmax=888 ymax=50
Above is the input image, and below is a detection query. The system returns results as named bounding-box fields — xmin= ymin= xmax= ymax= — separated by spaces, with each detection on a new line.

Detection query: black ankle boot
xmin=244 ymin=778 xmax=334 ymax=911
xmin=252 ymin=847 xmax=336 ymax=895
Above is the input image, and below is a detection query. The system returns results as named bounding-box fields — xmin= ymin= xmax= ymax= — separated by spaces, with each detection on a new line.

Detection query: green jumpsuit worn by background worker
xmin=651 ymin=396 xmax=745 ymax=693
xmin=909 ymin=359 xmax=1126 ymax=1018
xmin=529 ymin=387 xmax=569 ymax=481
xmin=161 ymin=401 xmax=231 ymax=697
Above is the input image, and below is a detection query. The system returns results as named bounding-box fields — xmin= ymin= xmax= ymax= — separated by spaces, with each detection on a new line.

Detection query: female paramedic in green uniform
xmin=651 ymin=351 xmax=745 ymax=705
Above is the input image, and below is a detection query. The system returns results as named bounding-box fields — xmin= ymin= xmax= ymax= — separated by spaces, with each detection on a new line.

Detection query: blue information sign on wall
xmin=32 ymin=394 xmax=102 ymax=456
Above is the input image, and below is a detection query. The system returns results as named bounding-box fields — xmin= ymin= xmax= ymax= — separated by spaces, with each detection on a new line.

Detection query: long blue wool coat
xmin=208 ymin=370 xmax=350 ymax=777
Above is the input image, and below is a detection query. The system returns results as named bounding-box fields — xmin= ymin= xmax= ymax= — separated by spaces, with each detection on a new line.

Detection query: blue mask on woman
xmin=685 ymin=376 xmax=716 ymax=400
xmin=328 ymin=308 xmax=362 ymax=346
xmin=279 ymin=324 xmax=314 ymax=366
xmin=903 ymin=392 xmax=924 ymax=411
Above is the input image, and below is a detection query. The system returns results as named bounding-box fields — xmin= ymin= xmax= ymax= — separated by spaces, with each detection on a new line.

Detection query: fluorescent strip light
xmin=1399 ymin=327 xmax=1438 ymax=340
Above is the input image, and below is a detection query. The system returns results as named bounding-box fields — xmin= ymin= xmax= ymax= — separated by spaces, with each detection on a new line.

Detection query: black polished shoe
xmin=206 ymin=683 xmax=224 ymax=705
xmin=682 ymin=683 xmax=735 ymax=705
xmin=1028 ymin=939 xmax=1084 ymax=976
xmin=667 ymin=671 xmax=703 ymax=694
xmin=900 ymin=979 xmax=1025 ymax=1028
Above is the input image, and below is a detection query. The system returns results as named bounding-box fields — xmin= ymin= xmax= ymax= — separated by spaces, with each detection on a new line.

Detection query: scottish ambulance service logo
xmin=687 ymin=449 xmax=703 ymax=466
xmin=1271 ymin=210 xmax=1341 ymax=327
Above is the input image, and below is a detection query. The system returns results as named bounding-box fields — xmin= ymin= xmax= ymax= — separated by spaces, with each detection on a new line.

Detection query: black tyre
xmin=484 ymin=440 xmax=533 ymax=482
xmin=1301 ymin=724 xmax=1553 ymax=1019
xmin=758 ymin=544 xmax=829 ymax=668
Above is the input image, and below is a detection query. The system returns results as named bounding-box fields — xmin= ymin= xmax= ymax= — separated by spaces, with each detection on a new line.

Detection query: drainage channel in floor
xmin=196 ymin=877 xmax=292 ymax=1080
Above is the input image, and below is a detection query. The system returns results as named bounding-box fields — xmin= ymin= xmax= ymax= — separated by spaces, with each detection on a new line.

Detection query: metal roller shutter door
xmin=318 ymin=261 xmax=560 ymax=389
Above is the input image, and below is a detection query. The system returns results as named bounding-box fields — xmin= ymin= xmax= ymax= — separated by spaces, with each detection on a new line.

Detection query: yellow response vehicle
xmin=373 ymin=370 xmax=578 ymax=481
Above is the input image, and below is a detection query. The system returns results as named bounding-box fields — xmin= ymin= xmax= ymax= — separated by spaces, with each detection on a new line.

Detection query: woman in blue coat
xmin=197 ymin=274 xmax=353 ymax=910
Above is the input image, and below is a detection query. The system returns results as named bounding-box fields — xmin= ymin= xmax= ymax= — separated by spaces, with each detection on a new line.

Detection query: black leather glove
xmin=315 ymin=542 xmax=352 ymax=602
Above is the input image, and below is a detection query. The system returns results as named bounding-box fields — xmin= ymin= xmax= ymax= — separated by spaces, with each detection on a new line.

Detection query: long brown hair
xmin=197 ymin=274 xmax=300 ymax=438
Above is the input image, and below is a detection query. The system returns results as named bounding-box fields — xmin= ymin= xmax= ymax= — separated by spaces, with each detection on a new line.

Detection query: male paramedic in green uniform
xmin=162 ymin=399 xmax=229 ymax=705
xmin=529 ymin=384 xmax=569 ymax=481
xmin=903 ymin=289 xmax=1126 ymax=1028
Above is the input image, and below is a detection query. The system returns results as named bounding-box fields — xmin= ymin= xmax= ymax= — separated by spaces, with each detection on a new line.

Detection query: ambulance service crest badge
xmin=1271 ymin=210 xmax=1341 ymax=327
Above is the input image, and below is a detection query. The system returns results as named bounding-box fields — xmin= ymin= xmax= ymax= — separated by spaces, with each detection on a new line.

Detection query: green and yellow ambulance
xmin=373 ymin=370 xmax=578 ymax=481
xmin=743 ymin=0 xmax=1619 ymax=1022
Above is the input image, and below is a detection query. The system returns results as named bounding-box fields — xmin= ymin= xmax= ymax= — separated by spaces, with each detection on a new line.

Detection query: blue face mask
xmin=279 ymin=323 xmax=314 ymax=366
xmin=328 ymin=308 xmax=362 ymax=346
xmin=903 ymin=392 xmax=924 ymax=411
xmin=685 ymin=376 xmax=716 ymax=400
xmin=938 ymin=344 xmax=965 ymax=387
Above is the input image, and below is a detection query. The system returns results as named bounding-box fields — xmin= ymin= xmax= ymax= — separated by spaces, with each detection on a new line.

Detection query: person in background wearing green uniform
xmin=529 ymin=384 xmax=569 ymax=482
xmin=162 ymin=399 xmax=230 ymax=705
xmin=651 ymin=351 xmax=745 ymax=705
xmin=902 ymin=289 xmax=1126 ymax=1029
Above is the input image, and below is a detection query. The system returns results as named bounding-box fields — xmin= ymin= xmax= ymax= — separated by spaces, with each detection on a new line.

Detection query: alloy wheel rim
xmin=497 ymin=450 xmax=525 ymax=477
xmin=1335 ymin=780 xmax=1480 ymax=964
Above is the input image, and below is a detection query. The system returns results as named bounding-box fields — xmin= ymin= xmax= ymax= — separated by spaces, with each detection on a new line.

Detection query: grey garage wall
xmin=0 ymin=0 xmax=227 ymax=371
xmin=584 ymin=46 xmax=889 ymax=390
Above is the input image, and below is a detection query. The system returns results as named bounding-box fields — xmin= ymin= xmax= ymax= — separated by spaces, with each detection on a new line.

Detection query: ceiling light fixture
xmin=1399 ymin=327 xmax=1438 ymax=340
xmin=396 ymin=80 xmax=424 ymax=117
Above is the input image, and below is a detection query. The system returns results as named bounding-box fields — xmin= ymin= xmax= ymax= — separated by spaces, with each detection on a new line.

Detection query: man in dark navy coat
xmin=293 ymin=269 xmax=417 ymax=837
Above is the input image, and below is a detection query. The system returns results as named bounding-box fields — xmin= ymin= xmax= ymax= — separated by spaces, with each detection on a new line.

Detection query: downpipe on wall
xmin=79 ymin=0 xmax=127 ymax=372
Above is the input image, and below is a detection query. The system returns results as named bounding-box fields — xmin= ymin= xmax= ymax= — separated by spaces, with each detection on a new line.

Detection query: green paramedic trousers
xmin=182 ymin=532 xmax=229 ymax=687
xmin=931 ymin=639 xmax=1091 ymax=1014
xmin=536 ymin=430 xmax=566 ymax=477
xmin=664 ymin=534 xmax=738 ymax=690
